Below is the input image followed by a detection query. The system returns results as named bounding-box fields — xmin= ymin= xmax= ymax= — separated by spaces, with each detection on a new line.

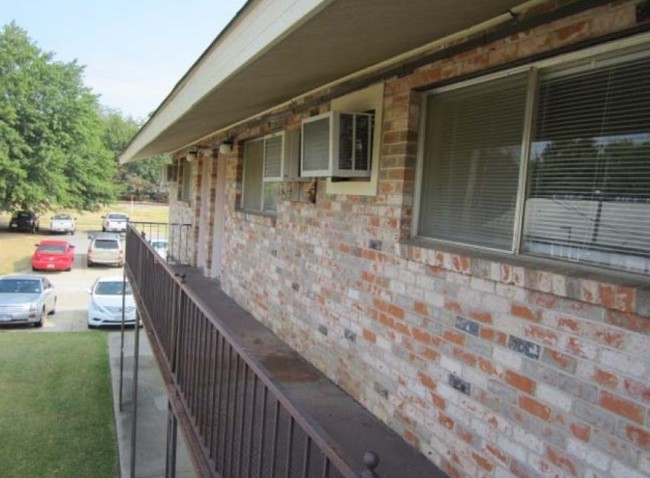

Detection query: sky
xmin=0 ymin=0 xmax=248 ymax=121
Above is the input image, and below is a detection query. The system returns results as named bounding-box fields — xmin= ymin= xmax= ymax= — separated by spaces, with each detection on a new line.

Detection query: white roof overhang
xmin=119 ymin=0 xmax=535 ymax=163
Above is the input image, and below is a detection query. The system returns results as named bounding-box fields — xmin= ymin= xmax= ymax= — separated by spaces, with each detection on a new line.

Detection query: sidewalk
xmin=108 ymin=331 xmax=197 ymax=478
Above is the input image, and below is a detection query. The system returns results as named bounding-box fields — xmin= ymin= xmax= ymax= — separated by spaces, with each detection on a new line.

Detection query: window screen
xmin=242 ymin=140 xmax=264 ymax=211
xmin=523 ymin=52 xmax=650 ymax=273
xmin=242 ymin=134 xmax=283 ymax=213
xmin=419 ymin=72 xmax=529 ymax=251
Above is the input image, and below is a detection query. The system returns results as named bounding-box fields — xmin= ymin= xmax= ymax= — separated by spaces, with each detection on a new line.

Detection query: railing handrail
xmin=125 ymin=224 xmax=365 ymax=478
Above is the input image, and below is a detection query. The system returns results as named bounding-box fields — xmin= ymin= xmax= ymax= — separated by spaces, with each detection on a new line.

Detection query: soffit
xmin=120 ymin=0 xmax=524 ymax=163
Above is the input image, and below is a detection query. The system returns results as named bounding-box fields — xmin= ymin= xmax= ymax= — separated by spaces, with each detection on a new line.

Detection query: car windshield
xmin=95 ymin=281 xmax=133 ymax=296
xmin=108 ymin=214 xmax=128 ymax=221
xmin=0 ymin=279 xmax=42 ymax=294
xmin=37 ymin=245 xmax=67 ymax=253
xmin=151 ymin=241 xmax=167 ymax=248
xmin=53 ymin=214 xmax=71 ymax=220
xmin=94 ymin=239 xmax=119 ymax=250
xmin=15 ymin=212 xmax=32 ymax=219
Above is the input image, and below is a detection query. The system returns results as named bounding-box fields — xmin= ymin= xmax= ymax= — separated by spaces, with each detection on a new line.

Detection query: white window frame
xmin=241 ymin=131 xmax=285 ymax=214
xmin=413 ymin=33 xmax=650 ymax=271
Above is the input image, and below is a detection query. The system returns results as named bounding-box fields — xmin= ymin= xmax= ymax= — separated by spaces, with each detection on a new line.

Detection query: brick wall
xmin=171 ymin=1 xmax=650 ymax=477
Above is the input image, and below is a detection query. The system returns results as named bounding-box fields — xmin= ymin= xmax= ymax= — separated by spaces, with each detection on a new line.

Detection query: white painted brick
xmin=440 ymin=355 xmax=463 ymax=375
xmin=470 ymin=417 xmax=497 ymax=441
xmin=423 ymin=289 xmax=444 ymax=308
xmin=389 ymin=280 xmax=406 ymax=295
xmin=611 ymin=460 xmax=648 ymax=478
xmin=599 ymin=348 xmax=647 ymax=378
xmin=567 ymin=438 xmax=611 ymax=471
xmin=399 ymin=269 xmax=416 ymax=285
xmin=493 ymin=347 xmax=522 ymax=370
xmin=347 ymin=288 xmax=360 ymax=300
xmin=512 ymin=425 xmax=544 ymax=454
xmin=436 ymin=383 xmax=461 ymax=402
xmin=494 ymin=466 xmax=513 ymax=478
xmin=462 ymin=365 xmax=489 ymax=391
xmin=470 ymin=277 xmax=495 ymax=293
xmin=497 ymin=435 xmax=528 ymax=462
xmin=446 ymin=402 xmax=472 ymax=427
xmin=640 ymin=453 xmax=650 ymax=476
xmin=405 ymin=285 xmax=424 ymax=301
xmin=481 ymin=293 xmax=511 ymax=313
xmin=416 ymin=274 xmax=437 ymax=290
xmin=536 ymin=383 xmax=573 ymax=412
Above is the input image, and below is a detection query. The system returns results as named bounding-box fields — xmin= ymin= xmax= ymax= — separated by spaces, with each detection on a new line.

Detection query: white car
xmin=87 ymin=276 xmax=137 ymax=328
xmin=50 ymin=213 xmax=75 ymax=235
xmin=102 ymin=212 xmax=129 ymax=232
xmin=149 ymin=238 xmax=169 ymax=260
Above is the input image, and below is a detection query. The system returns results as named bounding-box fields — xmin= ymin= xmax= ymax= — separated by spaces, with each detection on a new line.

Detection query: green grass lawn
xmin=0 ymin=333 xmax=118 ymax=478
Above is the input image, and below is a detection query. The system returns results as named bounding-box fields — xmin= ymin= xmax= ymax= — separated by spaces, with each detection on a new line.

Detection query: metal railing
xmin=129 ymin=221 xmax=193 ymax=265
xmin=125 ymin=225 xmax=379 ymax=478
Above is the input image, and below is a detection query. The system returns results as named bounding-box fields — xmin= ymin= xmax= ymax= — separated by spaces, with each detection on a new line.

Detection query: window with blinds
xmin=418 ymin=44 xmax=650 ymax=275
xmin=242 ymin=132 xmax=285 ymax=214
xmin=419 ymin=73 xmax=528 ymax=251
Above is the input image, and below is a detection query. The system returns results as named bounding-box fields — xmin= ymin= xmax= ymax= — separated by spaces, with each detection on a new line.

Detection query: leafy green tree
xmin=101 ymin=108 xmax=170 ymax=201
xmin=0 ymin=22 xmax=118 ymax=212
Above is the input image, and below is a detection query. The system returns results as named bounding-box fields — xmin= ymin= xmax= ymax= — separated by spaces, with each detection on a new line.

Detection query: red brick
xmin=444 ymin=299 xmax=463 ymax=314
xmin=624 ymin=378 xmax=650 ymax=403
xmin=616 ymin=286 xmax=635 ymax=313
xmin=512 ymin=303 xmax=542 ymax=322
xmin=557 ymin=316 xmax=580 ymax=334
xmin=469 ymin=311 xmax=492 ymax=324
xmin=430 ymin=391 xmax=446 ymax=410
xmin=414 ymin=301 xmax=428 ymax=316
xmin=623 ymin=423 xmax=650 ymax=449
xmin=598 ymin=284 xmax=616 ymax=309
xmin=592 ymin=368 xmax=619 ymax=389
xmin=505 ymin=370 xmax=536 ymax=394
xmin=599 ymin=391 xmax=645 ymax=424
xmin=438 ymin=412 xmax=454 ymax=430
xmin=422 ymin=346 xmax=439 ymax=362
xmin=525 ymin=324 xmax=558 ymax=346
xmin=520 ymin=396 xmax=551 ymax=421
xmin=546 ymin=446 xmax=579 ymax=477
xmin=478 ymin=357 xmax=499 ymax=376
xmin=480 ymin=327 xmax=507 ymax=346
xmin=472 ymin=452 xmax=494 ymax=472
xmin=412 ymin=327 xmax=431 ymax=345
xmin=418 ymin=372 xmax=436 ymax=391
xmin=452 ymin=347 xmax=477 ymax=367
xmin=442 ymin=330 xmax=465 ymax=346
xmin=403 ymin=429 xmax=420 ymax=447
xmin=570 ymin=422 xmax=591 ymax=441
xmin=485 ymin=444 xmax=508 ymax=465
xmin=362 ymin=329 xmax=376 ymax=344
xmin=606 ymin=310 xmax=650 ymax=334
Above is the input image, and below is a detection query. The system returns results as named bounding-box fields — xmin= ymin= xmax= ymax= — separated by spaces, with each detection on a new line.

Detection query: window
xmin=178 ymin=160 xmax=192 ymax=201
xmin=417 ymin=44 xmax=650 ymax=275
xmin=241 ymin=132 xmax=285 ymax=213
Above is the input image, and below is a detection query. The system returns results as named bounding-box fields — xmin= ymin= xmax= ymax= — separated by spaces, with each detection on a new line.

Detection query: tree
xmin=0 ymin=22 xmax=118 ymax=211
xmin=101 ymin=108 xmax=170 ymax=201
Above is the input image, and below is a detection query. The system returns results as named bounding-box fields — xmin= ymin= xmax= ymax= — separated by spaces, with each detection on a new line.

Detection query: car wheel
xmin=49 ymin=299 xmax=56 ymax=316
xmin=32 ymin=266 xmax=37 ymax=271
xmin=87 ymin=324 xmax=96 ymax=330
xmin=102 ymin=226 xmax=106 ymax=232
xmin=31 ymin=226 xmax=36 ymax=234
xmin=87 ymin=260 xmax=93 ymax=268
xmin=34 ymin=309 xmax=44 ymax=328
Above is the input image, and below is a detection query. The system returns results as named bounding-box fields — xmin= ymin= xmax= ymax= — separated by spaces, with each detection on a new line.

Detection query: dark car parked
xmin=9 ymin=211 xmax=40 ymax=233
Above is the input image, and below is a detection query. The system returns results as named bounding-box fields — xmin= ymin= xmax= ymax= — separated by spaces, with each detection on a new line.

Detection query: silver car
xmin=102 ymin=212 xmax=129 ymax=233
xmin=0 ymin=275 xmax=56 ymax=327
xmin=87 ymin=276 xmax=137 ymax=328
xmin=87 ymin=233 xmax=124 ymax=267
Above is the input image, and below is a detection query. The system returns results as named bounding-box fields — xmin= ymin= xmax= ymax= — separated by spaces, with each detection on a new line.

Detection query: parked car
xmin=50 ymin=213 xmax=75 ymax=235
xmin=9 ymin=211 xmax=40 ymax=233
xmin=0 ymin=275 xmax=56 ymax=327
xmin=102 ymin=212 xmax=129 ymax=232
xmin=87 ymin=233 xmax=124 ymax=267
xmin=31 ymin=240 xmax=75 ymax=272
xmin=149 ymin=238 xmax=169 ymax=260
xmin=87 ymin=276 xmax=136 ymax=328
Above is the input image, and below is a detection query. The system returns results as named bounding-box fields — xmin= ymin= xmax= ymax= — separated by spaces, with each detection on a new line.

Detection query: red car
xmin=31 ymin=240 xmax=75 ymax=272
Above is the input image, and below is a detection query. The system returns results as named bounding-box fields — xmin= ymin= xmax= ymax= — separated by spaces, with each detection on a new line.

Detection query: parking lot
xmin=0 ymin=228 xmax=126 ymax=332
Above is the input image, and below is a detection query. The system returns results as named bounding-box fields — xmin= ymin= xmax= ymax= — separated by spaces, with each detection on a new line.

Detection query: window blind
xmin=419 ymin=72 xmax=529 ymax=251
xmin=523 ymin=53 xmax=650 ymax=273
xmin=242 ymin=139 xmax=263 ymax=211
xmin=264 ymin=135 xmax=283 ymax=180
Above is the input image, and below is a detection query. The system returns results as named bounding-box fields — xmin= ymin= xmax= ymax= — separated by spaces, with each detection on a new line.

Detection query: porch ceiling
xmin=120 ymin=0 xmax=525 ymax=163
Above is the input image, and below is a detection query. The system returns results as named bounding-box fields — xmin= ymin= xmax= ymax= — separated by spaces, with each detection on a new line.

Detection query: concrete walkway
xmin=108 ymin=330 xmax=197 ymax=478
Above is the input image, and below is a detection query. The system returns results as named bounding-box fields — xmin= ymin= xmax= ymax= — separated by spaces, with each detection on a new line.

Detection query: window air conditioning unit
xmin=301 ymin=111 xmax=373 ymax=178
xmin=263 ymin=130 xmax=301 ymax=181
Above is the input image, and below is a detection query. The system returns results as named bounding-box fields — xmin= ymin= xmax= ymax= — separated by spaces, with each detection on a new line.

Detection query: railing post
xmin=359 ymin=452 xmax=380 ymax=478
